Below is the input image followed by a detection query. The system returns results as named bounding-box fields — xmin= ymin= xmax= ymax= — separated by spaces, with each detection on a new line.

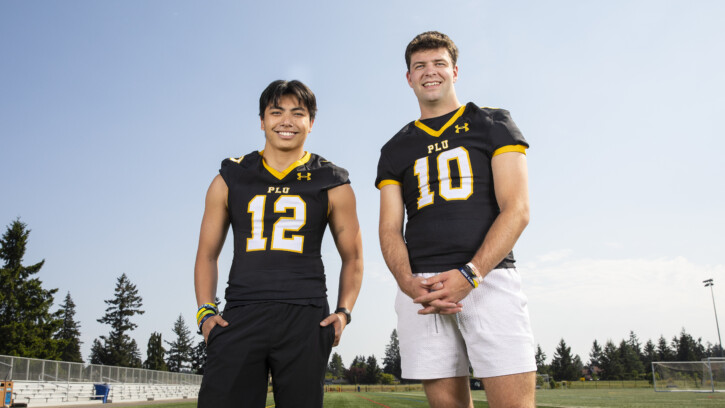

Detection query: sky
xmin=1 ymin=0 xmax=724 ymax=371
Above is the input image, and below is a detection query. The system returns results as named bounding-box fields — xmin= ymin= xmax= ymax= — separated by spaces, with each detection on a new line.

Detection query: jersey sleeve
xmin=375 ymin=148 xmax=401 ymax=190
xmin=311 ymin=154 xmax=350 ymax=191
xmin=482 ymin=108 xmax=529 ymax=157
xmin=219 ymin=157 xmax=241 ymax=186
xmin=324 ymin=162 xmax=350 ymax=190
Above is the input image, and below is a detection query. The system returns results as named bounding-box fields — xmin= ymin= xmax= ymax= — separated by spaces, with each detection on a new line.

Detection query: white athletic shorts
xmin=396 ymin=268 xmax=536 ymax=380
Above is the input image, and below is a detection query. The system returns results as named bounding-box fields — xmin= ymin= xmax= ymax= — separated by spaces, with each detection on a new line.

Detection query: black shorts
xmin=198 ymin=302 xmax=335 ymax=408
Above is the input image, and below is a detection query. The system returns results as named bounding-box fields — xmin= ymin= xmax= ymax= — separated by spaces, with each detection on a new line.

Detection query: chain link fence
xmin=0 ymin=355 xmax=201 ymax=385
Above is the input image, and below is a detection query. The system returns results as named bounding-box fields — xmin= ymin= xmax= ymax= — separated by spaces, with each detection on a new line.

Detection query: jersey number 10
xmin=246 ymin=195 xmax=306 ymax=253
xmin=414 ymin=146 xmax=473 ymax=209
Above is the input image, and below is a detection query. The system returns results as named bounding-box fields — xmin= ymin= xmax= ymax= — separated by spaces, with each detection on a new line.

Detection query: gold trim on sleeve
xmin=492 ymin=145 xmax=527 ymax=157
xmin=376 ymin=179 xmax=402 ymax=190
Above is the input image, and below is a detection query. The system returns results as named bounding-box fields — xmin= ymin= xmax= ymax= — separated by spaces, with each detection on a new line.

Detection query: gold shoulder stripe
xmin=376 ymin=179 xmax=402 ymax=190
xmin=229 ymin=155 xmax=244 ymax=164
xmin=414 ymin=105 xmax=466 ymax=137
xmin=492 ymin=145 xmax=527 ymax=157
xmin=261 ymin=150 xmax=312 ymax=180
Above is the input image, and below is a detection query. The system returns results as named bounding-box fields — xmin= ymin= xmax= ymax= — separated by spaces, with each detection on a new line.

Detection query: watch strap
xmin=334 ymin=307 xmax=351 ymax=324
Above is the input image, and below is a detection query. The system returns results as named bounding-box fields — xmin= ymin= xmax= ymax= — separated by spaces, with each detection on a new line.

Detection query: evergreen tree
xmin=550 ymin=339 xmax=579 ymax=381
xmin=674 ymin=328 xmax=705 ymax=361
xmin=693 ymin=335 xmax=706 ymax=360
xmin=143 ymin=332 xmax=167 ymax=371
xmin=53 ymin=292 xmax=83 ymax=362
xmin=599 ymin=340 xmax=624 ymax=380
xmin=670 ymin=334 xmax=680 ymax=357
xmin=364 ymin=355 xmax=382 ymax=384
xmin=328 ymin=352 xmax=345 ymax=379
xmin=190 ymin=339 xmax=206 ymax=374
xmin=90 ymin=273 xmax=144 ymax=367
xmin=572 ymin=355 xmax=584 ymax=379
xmin=626 ymin=331 xmax=643 ymax=362
xmin=618 ymin=339 xmax=644 ymax=379
xmin=382 ymin=329 xmax=401 ymax=380
xmin=643 ymin=339 xmax=656 ymax=375
xmin=350 ymin=355 xmax=366 ymax=367
xmin=165 ymin=314 xmax=193 ymax=372
xmin=0 ymin=219 xmax=62 ymax=359
xmin=89 ymin=339 xmax=108 ymax=364
xmin=656 ymin=335 xmax=673 ymax=361
xmin=535 ymin=344 xmax=548 ymax=374
xmin=345 ymin=355 xmax=367 ymax=384
xmin=588 ymin=340 xmax=603 ymax=368
xmin=709 ymin=342 xmax=724 ymax=358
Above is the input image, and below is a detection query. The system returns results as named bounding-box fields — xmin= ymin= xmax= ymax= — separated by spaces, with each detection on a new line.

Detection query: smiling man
xmin=195 ymin=80 xmax=363 ymax=408
xmin=376 ymin=32 xmax=536 ymax=407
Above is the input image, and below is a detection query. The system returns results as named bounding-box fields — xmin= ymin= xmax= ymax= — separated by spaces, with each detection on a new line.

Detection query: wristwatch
xmin=335 ymin=307 xmax=351 ymax=324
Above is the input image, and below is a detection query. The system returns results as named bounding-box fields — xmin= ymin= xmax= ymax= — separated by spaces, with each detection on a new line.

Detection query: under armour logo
xmin=297 ymin=172 xmax=311 ymax=181
xmin=455 ymin=123 xmax=469 ymax=133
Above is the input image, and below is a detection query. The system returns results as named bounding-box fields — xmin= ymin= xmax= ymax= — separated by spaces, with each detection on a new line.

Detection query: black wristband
xmin=458 ymin=266 xmax=478 ymax=288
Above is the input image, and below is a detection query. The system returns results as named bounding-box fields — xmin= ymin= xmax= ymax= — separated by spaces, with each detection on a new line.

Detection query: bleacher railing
xmin=0 ymin=355 xmax=202 ymax=385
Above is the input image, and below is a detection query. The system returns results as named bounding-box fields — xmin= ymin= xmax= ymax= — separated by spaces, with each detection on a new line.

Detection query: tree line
xmin=2 ymin=218 xmax=722 ymax=380
xmin=536 ymin=329 xmax=723 ymax=382
xmin=0 ymin=218 xmax=205 ymax=373
xmin=326 ymin=329 xmax=402 ymax=385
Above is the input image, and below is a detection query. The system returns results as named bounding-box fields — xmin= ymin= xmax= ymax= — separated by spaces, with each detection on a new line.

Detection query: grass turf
xmin=126 ymin=388 xmax=725 ymax=407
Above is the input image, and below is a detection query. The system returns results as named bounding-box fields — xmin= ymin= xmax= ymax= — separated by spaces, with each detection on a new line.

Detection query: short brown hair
xmin=259 ymin=80 xmax=317 ymax=120
xmin=405 ymin=31 xmax=459 ymax=71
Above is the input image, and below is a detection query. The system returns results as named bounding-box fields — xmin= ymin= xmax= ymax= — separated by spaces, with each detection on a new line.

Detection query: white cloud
xmin=535 ymin=249 xmax=573 ymax=263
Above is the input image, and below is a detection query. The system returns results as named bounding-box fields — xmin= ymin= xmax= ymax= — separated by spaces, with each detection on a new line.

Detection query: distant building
xmin=582 ymin=365 xmax=602 ymax=380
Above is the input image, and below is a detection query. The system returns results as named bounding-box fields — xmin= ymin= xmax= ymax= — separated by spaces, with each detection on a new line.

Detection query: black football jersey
xmin=375 ymin=102 xmax=528 ymax=273
xmin=220 ymin=151 xmax=350 ymax=301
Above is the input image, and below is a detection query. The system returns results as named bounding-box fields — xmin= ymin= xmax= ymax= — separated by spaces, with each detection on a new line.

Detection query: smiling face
xmin=406 ymin=47 xmax=459 ymax=114
xmin=260 ymin=94 xmax=313 ymax=154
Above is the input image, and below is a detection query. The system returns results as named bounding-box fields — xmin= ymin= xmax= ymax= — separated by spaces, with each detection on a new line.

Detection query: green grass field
xmin=126 ymin=388 xmax=725 ymax=407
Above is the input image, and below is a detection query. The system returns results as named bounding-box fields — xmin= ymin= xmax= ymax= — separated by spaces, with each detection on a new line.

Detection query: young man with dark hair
xmin=376 ymin=32 xmax=536 ymax=408
xmin=195 ymin=79 xmax=363 ymax=408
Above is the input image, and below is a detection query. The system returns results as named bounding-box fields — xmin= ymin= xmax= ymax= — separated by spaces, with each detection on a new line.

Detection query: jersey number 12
xmin=246 ymin=195 xmax=306 ymax=253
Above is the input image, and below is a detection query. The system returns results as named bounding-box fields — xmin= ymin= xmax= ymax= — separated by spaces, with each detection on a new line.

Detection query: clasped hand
xmin=405 ymin=269 xmax=474 ymax=315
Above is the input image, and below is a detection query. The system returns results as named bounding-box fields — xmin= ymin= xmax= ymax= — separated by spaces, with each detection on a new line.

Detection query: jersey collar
xmin=259 ymin=150 xmax=312 ymax=180
xmin=414 ymin=105 xmax=466 ymax=137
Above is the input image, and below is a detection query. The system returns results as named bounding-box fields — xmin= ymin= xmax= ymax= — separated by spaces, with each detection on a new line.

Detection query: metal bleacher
xmin=11 ymin=382 xmax=99 ymax=406
xmin=1 ymin=355 xmax=201 ymax=407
